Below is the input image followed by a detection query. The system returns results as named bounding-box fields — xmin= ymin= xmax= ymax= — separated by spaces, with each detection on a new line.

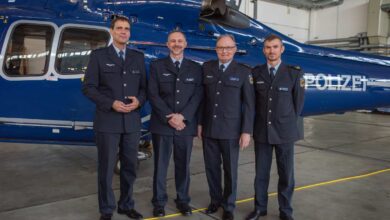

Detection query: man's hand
xmin=126 ymin=96 xmax=140 ymax=111
xmin=197 ymin=125 xmax=202 ymax=139
xmin=166 ymin=113 xmax=186 ymax=131
xmin=112 ymin=100 xmax=131 ymax=113
xmin=239 ymin=133 xmax=251 ymax=150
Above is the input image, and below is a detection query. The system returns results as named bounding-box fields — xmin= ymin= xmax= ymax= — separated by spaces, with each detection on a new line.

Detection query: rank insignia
xmin=300 ymin=77 xmax=305 ymax=88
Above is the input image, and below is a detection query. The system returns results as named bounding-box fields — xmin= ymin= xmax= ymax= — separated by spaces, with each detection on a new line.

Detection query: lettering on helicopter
xmin=304 ymin=73 xmax=367 ymax=92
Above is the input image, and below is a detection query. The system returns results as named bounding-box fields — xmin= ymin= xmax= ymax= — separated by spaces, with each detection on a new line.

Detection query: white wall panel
xmin=238 ymin=0 xmax=370 ymax=43
xmin=309 ymin=0 xmax=369 ymax=40
xmin=257 ymin=1 xmax=309 ymax=42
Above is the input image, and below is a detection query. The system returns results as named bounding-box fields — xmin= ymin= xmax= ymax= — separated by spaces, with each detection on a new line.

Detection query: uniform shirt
xmin=267 ymin=61 xmax=281 ymax=76
xmin=171 ymin=57 xmax=183 ymax=68
xmin=112 ymin=44 xmax=126 ymax=60
xmin=219 ymin=59 xmax=232 ymax=71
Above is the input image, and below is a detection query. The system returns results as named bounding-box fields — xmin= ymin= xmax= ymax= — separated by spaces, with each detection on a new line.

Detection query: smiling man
xmin=246 ymin=34 xmax=305 ymax=220
xmin=82 ymin=15 xmax=146 ymax=220
xmin=148 ymin=30 xmax=203 ymax=217
xmin=199 ymin=34 xmax=255 ymax=220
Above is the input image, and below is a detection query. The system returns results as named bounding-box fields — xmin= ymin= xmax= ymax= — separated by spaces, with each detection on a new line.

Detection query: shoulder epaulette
xmin=125 ymin=47 xmax=144 ymax=56
xmin=238 ymin=62 xmax=252 ymax=70
xmin=289 ymin=65 xmax=301 ymax=71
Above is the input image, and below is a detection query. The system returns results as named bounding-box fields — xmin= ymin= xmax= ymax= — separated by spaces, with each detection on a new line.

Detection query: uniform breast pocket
xmin=183 ymin=78 xmax=196 ymax=90
xmin=159 ymin=76 xmax=175 ymax=92
xmin=203 ymin=76 xmax=217 ymax=85
xmin=223 ymin=79 xmax=241 ymax=88
xmin=255 ymin=83 xmax=268 ymax=91
xmin=102 ymin=66 xmax=117 ymax=74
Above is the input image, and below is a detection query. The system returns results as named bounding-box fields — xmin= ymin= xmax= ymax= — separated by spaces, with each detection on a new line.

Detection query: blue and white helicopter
xmin=0 ymin=0 xmax=389 ymax=148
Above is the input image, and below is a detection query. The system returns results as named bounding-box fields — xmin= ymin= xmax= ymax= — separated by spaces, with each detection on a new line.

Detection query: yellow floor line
xmin=144 ymin=168 xmax=390 ymax=220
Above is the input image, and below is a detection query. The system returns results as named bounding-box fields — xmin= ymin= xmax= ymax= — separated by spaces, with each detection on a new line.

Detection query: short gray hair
xmin=167 ymin=30 xmax=186 ymax=41
xmin=216 ymin=34 xmax=236 ymax=45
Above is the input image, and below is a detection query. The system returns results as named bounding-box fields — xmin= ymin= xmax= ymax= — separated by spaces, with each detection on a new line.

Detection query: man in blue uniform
xmin=245 ymin=34 xmax=305 ymax=220
xmin=82 ymin=16 xmax=146 ymax=220
xmin=148 ymin=31 xmax=203 ymax=217
xmin=199 ymin=34 xmax=255 ymax=220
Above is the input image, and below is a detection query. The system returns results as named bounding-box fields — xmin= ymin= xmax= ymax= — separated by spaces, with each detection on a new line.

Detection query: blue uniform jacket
xmin=200 ymin=60 xmax=255 ymax=139
xmin=252 ymin=63 xmax=305 ymax=144
xmin=82 ymin=45 xmax=147 ymax=133
xmin=148 ymin=57 xmax=203 ymax=136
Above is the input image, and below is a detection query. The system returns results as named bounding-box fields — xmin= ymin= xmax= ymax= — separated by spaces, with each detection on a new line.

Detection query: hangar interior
xmin=0 ymin=1 xmax=389 ymax=220
xmin=236 ymin=0 xmax=390 ymax=56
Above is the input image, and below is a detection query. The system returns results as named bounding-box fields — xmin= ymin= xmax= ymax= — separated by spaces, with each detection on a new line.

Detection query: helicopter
xmin=0 ymin=0 xmax=389 ymax=149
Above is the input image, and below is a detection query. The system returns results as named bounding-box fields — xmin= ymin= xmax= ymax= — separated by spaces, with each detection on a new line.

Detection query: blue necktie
xmin=119 ymin=50 xmax=125 ymax=65
xmin=219 ymin=64 xmax=225 ymax=73
xmin=269 ymin=67 xmax=275 ymax=81
xmin=175 ymin=61 xmax=180 ymax=72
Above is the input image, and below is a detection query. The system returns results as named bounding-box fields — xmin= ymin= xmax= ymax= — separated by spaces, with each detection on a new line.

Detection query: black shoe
xmin=99 ymin=213 xmax=112 ymax=220
xmin=205 ymin=203 xmax=220 ymax=214
xmin=280 ymin=214 xmax=294 ymax=220
xmin=176 ymin=203 xmax=192 ymax=216
xmin=153 ymin=206 xmax=165 ymax=217
xmin=245 ymin=210 xmax=267 ymax=220
xmin=117 ymin=208 xmax=143 ymax=219
xmin=222 ymin=210 xmax=234 ymax=220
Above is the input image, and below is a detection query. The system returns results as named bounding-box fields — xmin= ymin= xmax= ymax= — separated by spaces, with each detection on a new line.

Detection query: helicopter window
xmin=3 ymin=24 xmax=54 ymax=76
xmin=56 ymin=27 xmax=109 ymax=75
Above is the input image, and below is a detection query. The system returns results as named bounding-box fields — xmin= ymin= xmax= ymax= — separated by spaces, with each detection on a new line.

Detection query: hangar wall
xmin=239 ymin=0 xmax=370 ymax=43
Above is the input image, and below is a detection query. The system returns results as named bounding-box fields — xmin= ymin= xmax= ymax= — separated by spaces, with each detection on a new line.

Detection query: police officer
xmin=148 ymin=30 xmax=203 ymax=217
xmin=82 ymin=16 xmax=146 ymax=220
xmin=245 ymin=34 xmax=305 ymax=220
xmin=199 ymin=34 xmax=255 ymax=220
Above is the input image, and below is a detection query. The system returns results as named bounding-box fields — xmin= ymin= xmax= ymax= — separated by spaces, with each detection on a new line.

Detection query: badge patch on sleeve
xmin=249 ymin=75 xmax=253 ymax=84
xmin=300 ymin=77 xmax=305 ymax=88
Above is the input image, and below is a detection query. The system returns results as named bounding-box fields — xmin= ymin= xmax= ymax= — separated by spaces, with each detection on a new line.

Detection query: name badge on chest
xmin=229 ymin=76 xmax=240 ymax=81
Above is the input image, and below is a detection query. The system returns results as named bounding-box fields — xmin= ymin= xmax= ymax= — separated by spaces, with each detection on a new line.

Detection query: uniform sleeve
xmin=147 ymin=62 xmax=173 ymax=123
xmin=197 ymin=64 xmax=207 ymax=126
xmin=241 ymin=70 xmax=255 ymax=134
xmin=82 ymin=50 xmax=114 ymax=112
xmin=180 ymin=64 xmax=203 ymax=122
xmin=137 ymin=54 xmax=147 ymax=107
xmin=293 ymin=70 xmax=305 ymax=116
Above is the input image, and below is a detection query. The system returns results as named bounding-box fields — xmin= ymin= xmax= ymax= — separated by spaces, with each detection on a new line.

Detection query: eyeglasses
xmin=216 ymin=46 xmax=236 ymax=52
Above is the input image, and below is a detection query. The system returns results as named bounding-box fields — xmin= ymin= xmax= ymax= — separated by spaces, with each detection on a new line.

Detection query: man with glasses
xmin=198 ymin=34 xmax=255 ymax=220
xmin=245 ymin=34 xmax=305 ymax=220
xmin=83 ymin=16 xmax=146 ymax=220
xmin=148 ymin=30 xmax=203 ymax=217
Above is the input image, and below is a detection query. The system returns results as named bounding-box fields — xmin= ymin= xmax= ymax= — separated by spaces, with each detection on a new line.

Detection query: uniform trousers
xmin=254 ymin=142 xmax=295 ymax=216
xmin=151 ymin=134 xmax=193 ymax=207
xmin=202 ymin=137 xmax=240 ymax=212
xmin=96 ymin=131 xmax=140 ymax=214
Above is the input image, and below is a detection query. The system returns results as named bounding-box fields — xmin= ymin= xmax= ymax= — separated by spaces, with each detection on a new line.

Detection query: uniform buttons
xmin=176 ymin=89 xmax=180 ymax=93
xmin=123 ymin=71 xmax=126 ymax=74
xmin=270 ymin=86 xmax=273 ymax=90
xmin=123 ymin=83 xmax=127 ymax=87
xmin=177 ymin=78 xmax=180 ymax=81
xmin=213 ymin=115 xmax=217 ymax=118
xmin=269 ymin=98 xmax=272 ymax=101
xmin=176 ymin=101 xmax=180 ymax=104
xmin=216 ymin=92 xmax=220 ymax=95
xmin=268 ymin=121 xmax=272 ymax=125
xmin=218 ymin=81 xmax=222 ymax=84
xmin=269 ymin=110 xmax=272 ymax=113
xmin=215 ymin=104 xmax=218 ymax=107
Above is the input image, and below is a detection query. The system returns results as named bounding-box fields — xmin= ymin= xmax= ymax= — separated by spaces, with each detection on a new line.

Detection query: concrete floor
xmin=0 ymin=112 xmax=389 ymax=220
